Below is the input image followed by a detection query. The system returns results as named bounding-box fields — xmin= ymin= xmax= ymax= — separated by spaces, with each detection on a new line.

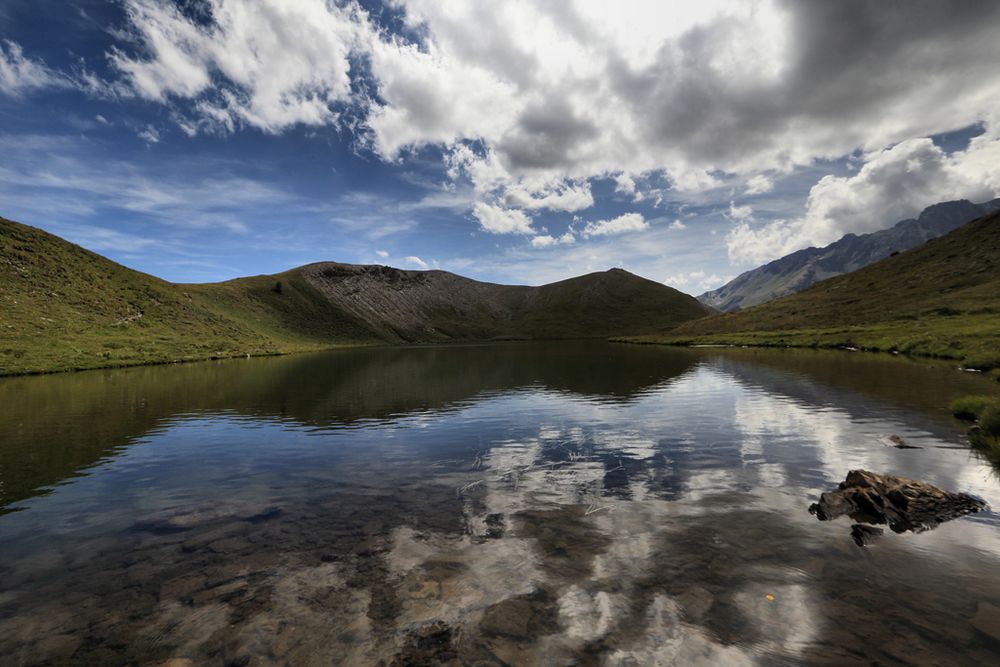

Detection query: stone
xmin=882 ymin=434 xmax=920 ymax=449
xmin=809 ymin=469 xmax=988 ymax=542
xmin=850 ymin=524 xmax=884 ymax=547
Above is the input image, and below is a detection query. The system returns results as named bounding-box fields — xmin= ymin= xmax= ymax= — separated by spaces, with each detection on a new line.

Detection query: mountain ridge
xmin=699 ymin=198 xmax=1000 ymax=311
xmin=628 ymin=207 xmax=1000 ymax=369
xmin=0 ymin=216 xmax=712 ymax=375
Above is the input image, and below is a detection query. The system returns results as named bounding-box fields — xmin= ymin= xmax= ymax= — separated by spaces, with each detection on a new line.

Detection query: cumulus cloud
xmin=472 ymin=202 xmax=535 ymax=235
xmin=504 ymin=182 xmax=594 ymax=212
xmin=582 ymin=212 xmax=648 ymax=238
xmin=0 ymin=40 xmax=68 ymax=96
xmin=727 ymin=133 xmax=1000 ymax=264
xmin=744 ymin=174 xmax=774 ymax=195
xmin=669 ymin=219 xmax=687 ymax=230
xmin=727 ymin=202 xmax=753 ymax=222
xmin=614 ymin=173 xmax=643 ymax=201
xmin=109 ymin=1 xmax=1000 ymax=183
xmin=111 ymin=0 xmax=362 ymax=133
xmin=531 ymin=232 xmax=575 ymax=248
xmin=375 ymin=249 xmax=389 ymax=258
xmin=366 ymin=0 xmax=1000 ymax=187
xmin=99 ymin=0 xmax=1000 ymax=250
xmin=446 ymin=145 xmax=593 ymax=214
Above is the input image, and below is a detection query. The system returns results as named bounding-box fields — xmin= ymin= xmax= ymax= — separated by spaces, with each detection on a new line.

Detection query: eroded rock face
xmin=809 ymin=470 xmax=988 ymax=544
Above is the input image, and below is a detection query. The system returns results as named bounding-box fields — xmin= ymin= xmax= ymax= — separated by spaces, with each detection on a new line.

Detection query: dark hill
xmin=296 ymin=262 xmax=711 ymax=342
xmin=0 ymin=217 xmax=712 ymax=375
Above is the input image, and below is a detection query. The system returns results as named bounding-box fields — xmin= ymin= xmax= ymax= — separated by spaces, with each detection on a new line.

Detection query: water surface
xmin=2 ymin=342 xmax=1000 ymax=665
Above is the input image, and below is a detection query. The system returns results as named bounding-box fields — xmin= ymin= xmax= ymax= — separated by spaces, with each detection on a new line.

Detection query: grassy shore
xmin=617 ymin=312 xmax=1000 ymax=374
xmin=619 ymin=209 xmax=1000 ymax=376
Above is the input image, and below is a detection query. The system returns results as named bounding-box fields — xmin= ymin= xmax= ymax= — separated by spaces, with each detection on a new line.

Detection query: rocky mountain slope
xmin=699 ymin=198 xmax=1000 ymax=311
xmin=0 ymin=216 xmax=712 ymax=375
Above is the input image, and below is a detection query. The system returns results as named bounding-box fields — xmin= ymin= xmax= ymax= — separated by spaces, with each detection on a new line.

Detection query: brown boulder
xmin=809 ymin=469 xmax=988 ymax=539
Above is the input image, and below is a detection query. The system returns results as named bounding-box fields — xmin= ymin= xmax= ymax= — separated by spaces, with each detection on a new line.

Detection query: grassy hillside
xmin=0 ymin=218 xmax=377 ymax=375
xmin=0 ymin=217 xmax=712 ymax=375
xmin=513 ymin=268 xmax=711 ymax=338
xmin=623 ymin=209 xmax=1000 ymax=371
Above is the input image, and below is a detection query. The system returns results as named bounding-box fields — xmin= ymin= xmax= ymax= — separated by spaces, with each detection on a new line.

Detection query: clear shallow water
xmin=2 ymin=342 xmax=1000 ymax=665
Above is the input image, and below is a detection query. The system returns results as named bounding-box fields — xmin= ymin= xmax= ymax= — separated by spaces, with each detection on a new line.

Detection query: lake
xmin=2 ymin=341 xmax=1000 ymax=665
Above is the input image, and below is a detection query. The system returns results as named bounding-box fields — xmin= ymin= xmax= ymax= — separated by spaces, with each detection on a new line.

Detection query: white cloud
xmin=375 ymin=249 xmax=389 ymax=258
xmin=669 ymin=219 xmax=687 ymax=230
xmin=744 ymin=174 xmax=774 ymax=195
xmin=112 ymin=0 xmax=362 ymax=133
xmin=531 ymin=231 xmax=575 ymax=248
xmin=0 ymin=40 xmax=68 ymax=96
xmin=665 ymin=270 xmax=732 ymax=292
xmin=614 ymin=173 xmax=643 ymax=201
xmin=137 ymin=125 xmax=160 ymax=144
xmin=726 ymin=133 xmax=1000 ymax=265
xmin=472 ymin=202 xmax=535 ymax=235
xmin=0 ymin=133 xmax=287 ymax=234
xmin=366 ymin=35 xmax=520 ymax=158
xmin=104 ymin=1 xmax=1000 ymax=244
xmin=582 ymin=212 xmax=648 ymax=238
xmin=728 ymin=202 xmax=753 ymax=222
xmin=107 ymin=1 xmax=1000 ymax=188
xmin=504 ymin=181 xmax=593 ymax=212
xmin=403 ymin=255 xmax=429 ymax=269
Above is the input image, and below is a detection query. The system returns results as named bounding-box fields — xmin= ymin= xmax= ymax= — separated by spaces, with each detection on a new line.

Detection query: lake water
xmin=2 ymin=342 xmax=1000 ymax=665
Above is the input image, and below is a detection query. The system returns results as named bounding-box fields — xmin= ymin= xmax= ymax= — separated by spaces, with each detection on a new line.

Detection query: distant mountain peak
xmin=698 ymin=198 xmax=1000 ymax=312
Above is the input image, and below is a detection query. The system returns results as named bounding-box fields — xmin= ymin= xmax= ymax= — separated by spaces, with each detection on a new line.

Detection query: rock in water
xmin=850 ymin=524 xmax=884 ymax=547
xmin=809 ymin=469 xmax=988 ymax=539
xmin=882 ymin=434 xmax=920 ymax=449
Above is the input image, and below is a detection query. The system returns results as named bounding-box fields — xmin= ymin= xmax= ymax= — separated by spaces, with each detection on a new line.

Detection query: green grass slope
xmin=623 ymin=209 xmax=1000 ymax=369
xmin=512 ymin=268 xmax=712 ymax=338
xmin=0 ymin=218 xmax=378 ymax=375
xmin=1 ymin=217 xmax=713 ymax=375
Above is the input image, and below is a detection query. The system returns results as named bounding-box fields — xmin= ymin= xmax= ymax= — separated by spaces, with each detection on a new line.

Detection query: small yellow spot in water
xmin=765 ymin=594 xmax=775 ymax=601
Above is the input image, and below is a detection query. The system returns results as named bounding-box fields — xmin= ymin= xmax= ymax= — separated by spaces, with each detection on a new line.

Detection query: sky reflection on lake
xmin=1 ymin=342 xmax=1000 ymax=665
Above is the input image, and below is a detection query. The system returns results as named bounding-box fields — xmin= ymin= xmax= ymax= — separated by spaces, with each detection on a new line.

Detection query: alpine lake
xmin=2 ymin=341 xmax=1000 ymax=666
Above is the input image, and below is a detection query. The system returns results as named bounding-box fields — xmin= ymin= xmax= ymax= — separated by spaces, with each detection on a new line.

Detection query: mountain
xmin=699 ymin=198 xmax=1000 ymax=311
xmin=632 ymin=208 xmax=1000 ymax=369
xmin=0 ymin=216 xmax=712 ymax=375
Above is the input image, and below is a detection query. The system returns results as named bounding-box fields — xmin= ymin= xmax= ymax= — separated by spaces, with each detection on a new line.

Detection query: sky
xmin=1 ymin=0 xmax=1000 ymax=292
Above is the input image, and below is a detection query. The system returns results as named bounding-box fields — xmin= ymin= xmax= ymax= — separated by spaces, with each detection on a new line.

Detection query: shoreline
xmin=611 ymin=334 xmax=1000 ymax=380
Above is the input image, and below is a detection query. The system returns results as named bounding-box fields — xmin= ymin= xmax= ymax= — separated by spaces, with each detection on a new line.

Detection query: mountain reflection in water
xmin=1 ymin=342 xmax=1000 ymax=665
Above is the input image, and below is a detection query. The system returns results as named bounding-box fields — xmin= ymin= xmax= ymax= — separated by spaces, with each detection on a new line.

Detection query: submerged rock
xmin=880 ymin=434 xmax=921 ymax=449
xmin=850 ymin=524 xmax=884 ymax=547
xmin=809 ymin=469 xmax=988 ymax=542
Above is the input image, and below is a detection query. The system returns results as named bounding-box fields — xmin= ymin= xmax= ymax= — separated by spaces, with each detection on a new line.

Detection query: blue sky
xmin=1 ymin=1 xmax=999 ymax=292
